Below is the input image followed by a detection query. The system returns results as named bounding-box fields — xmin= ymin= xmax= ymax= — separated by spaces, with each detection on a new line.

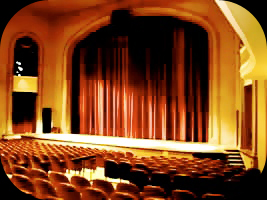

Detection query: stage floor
xmin=19 ymin=133 xmax=235 ymax=154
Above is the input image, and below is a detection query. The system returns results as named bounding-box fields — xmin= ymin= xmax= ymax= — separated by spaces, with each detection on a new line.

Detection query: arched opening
xmin=71 ymin=12 xmax=209 ymax=142
xmin=12 ymin=36 xmax=39 ymax=133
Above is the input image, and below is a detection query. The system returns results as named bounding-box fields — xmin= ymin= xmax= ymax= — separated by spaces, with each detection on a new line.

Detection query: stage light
xmin=18 ymin=67 xmax=23 ymax=71
xmin=16 ymin=61 xmax=21 ymax=65
xmin=18 ymin=74 xmax=21 ymax=76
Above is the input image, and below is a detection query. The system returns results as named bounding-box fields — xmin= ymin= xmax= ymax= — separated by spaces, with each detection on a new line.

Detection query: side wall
xmin=257 ymin=80 xmax=267 ymax=171
xmin=240 ymin=80 xmax=267 ymax=172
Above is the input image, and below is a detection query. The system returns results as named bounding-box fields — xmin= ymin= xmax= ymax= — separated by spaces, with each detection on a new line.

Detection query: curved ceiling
xmin=23 ymin=0 xmax=117 ymax=16
xmin=20 ymin=0 xmax=267 ymax=79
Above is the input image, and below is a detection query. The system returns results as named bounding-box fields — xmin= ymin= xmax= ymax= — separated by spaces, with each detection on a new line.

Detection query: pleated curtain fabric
xmin=78 ymin=20 xmax=209 ymax=142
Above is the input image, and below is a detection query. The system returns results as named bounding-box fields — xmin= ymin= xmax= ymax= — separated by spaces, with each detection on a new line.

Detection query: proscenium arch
xmin=63 ymin=7 xmax=221 ymax=144
xmin=6 ymin=32 xmax=44 ymax=134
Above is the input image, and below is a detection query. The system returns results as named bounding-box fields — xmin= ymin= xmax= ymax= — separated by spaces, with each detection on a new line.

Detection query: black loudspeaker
xmin=42 ymin=108 xmax=52 ymax=133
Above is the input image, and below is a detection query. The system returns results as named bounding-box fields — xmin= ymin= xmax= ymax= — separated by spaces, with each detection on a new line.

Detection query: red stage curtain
xmin=78 ymin=22 xmax=208 ymax=142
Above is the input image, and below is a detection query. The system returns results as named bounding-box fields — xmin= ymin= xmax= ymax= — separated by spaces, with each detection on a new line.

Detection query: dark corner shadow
xmin=0 ymin=163 xmax=37 ymax=200
xmin=223 ymin=0 xmax=266 ymax=33
xmin=0 ymin=0 xmax=41 ymax=40
xmin=261 ymin=161 xmax=267 ymax=185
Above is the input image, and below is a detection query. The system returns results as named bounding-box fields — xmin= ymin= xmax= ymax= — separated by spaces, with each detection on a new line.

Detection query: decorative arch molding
xmin=62 ymin=6 xmax=221 ymax=144
xmin=6 ymin=31 xmax=44 ymax=134
xmin=61 ymin=16 xmax=111 ymax=134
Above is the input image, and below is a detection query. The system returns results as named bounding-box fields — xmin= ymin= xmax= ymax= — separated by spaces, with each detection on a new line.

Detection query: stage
xmin=17 ymin=133 xmax=236 ymax=156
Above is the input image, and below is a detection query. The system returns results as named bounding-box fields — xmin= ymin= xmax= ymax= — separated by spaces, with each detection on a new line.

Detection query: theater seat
xmin=173 ymin=174 xmax=191 ymax=190
xmin=70 ymin=175 xmax=91 ymax=193
xmin=33 ymin=178 xmax=58 ymax=199
xmin=43 ymin=197 xmax=63 ymax=200
xmin=141 ymin=186 xmax=166 ymax=199
xmin=31 ymin=155 xmax=50 ymax=172
xmin=95 ymin=153 xmax=105 ymax=168
xmin=50 ymin=155 xmax=66 ymax=173
xmin=118 ymin=160 xmax=132 ymax=181
xmin=172 ymin=189 xmax=197 ymax=200
xmin=81 ymin=187 xmax=109 ymax=200
xmin=64 ymin=153 xmax=82 ymax=174
xmin=28 ymin=168 xmax=49 ymax=181
xmin=116 ymin=182 xmax=140 ymax=199
xmin=11 ymin=165 xmax=28 ymax=176
xmin=48 ymin=171 xmax=70 ymax=189
xmin=110 ymin=191 xmax=138 ymax=200
xmin=150 ymin=171 xmax=171 ymax=195
xmin=11 ymin=174 xmax=35 ymax=196
xmin=202 ymin=193 xmax=225 ymax=199
xmin=56 ymin=183 xmax=81 ymax=200
xmin=92 ymin=179 xmax=115 ymax=197
xmin=104 ymin=159 xmax=120 ymax=180
xmin=17 ymin=153 xmax=31 ymax=168
xmin=129 ymin=168 xmax=149 ymax=190
xmin=1 ymin=155 xmax=12 ymax=174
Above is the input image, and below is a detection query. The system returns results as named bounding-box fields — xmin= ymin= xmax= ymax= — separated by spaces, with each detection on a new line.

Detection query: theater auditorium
xmin=0 ymin=0 xmax=266 ymax=199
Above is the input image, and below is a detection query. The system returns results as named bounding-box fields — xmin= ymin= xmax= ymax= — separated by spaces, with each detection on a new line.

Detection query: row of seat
xmin=9 ymin=161 xmax=246 ymax=199
xmin=0 ymin=139 xmax=228 ymax=174
xmin=0 ymin=140 xmax=97 ymax=175
xmin=1 ymin=139 xmax=262 ymax=200
xmin=0 ymin=139 xmax=222 ymax=175
xmin=9 ymin=165 xmax=226 ymax=200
